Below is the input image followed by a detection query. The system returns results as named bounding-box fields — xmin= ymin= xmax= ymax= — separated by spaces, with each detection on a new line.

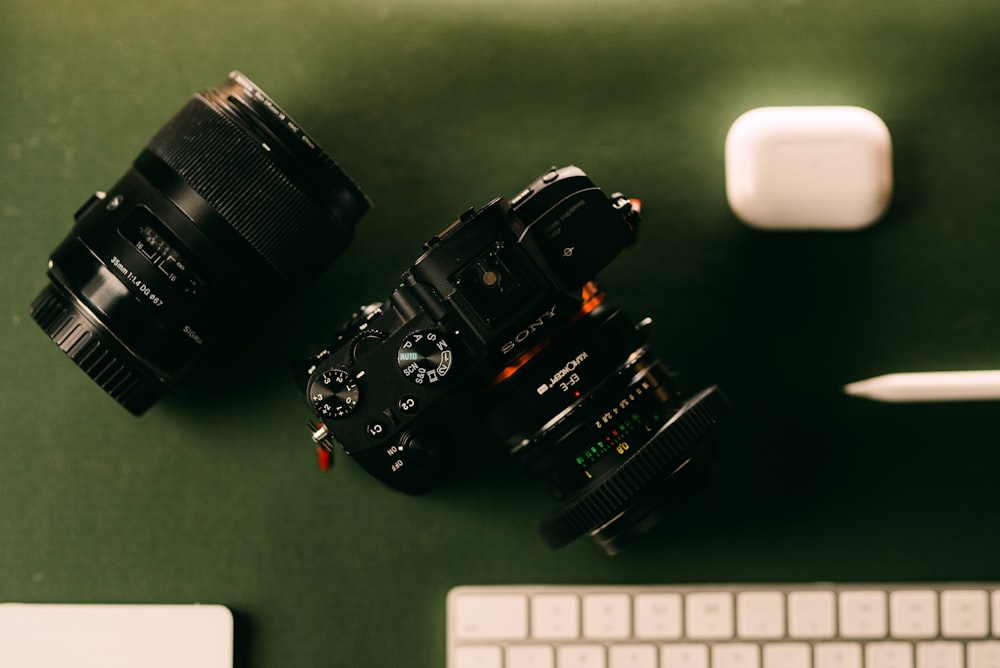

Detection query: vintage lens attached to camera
xmin=300 ymin=165 xmax=728 ymax=554
xmin=28 ymin=72 xmax=371 ymax=414
xmin=486 ymin=296 xmax=729 ymax=554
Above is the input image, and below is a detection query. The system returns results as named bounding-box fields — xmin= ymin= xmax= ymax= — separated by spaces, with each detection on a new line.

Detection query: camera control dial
xmin=310 ymin=368 xmax=361 ymax=419
xmin=397 ymin=330 xmax=454 ymax=385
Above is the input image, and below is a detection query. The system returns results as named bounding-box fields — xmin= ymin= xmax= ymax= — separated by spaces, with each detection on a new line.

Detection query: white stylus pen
xmin=844 ymin=370 xmax=1000 ymax=403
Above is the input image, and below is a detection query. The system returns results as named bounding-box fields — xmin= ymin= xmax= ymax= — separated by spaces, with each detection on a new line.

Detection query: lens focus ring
xmin=145 ymin=85 xmax=365 ymax=284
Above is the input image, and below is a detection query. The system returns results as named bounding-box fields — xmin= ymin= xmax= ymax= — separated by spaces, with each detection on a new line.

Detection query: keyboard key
xmin=763 ymin=643 xmax=811 ymax=668
xmin=969 ymin=643 xmax=1000 ymax=668
xmin=917 ymin=642 xmax=964 ymax=668
xmin=557 ymin=644 xmax=605 ymax=668
xmin=532 ymin=594 xmax=579 ymax=640
xmin=453 ymin=593 xmax=528 ymax=640
xmin=661 ymin=643 xmax=709 ymax=668
xmin=634 ymin=593 xmax=682 ymax=639
xmin=815 ymin=642 xmax=863 ymax=668
xmin=713 ymin=643 xmax=761 ymax=668
xmin=738 ymin=592 xmax=785 ymax=639
xmin=507 ymin=644 xmax=555 ymax=668
xmin=942 ymin=591 xmax=990 ymax=638
xmin=686 ymin=592 xmax=734 ymax=639
xmin=789 ymin=591 xmax=836 ymax=639
xmin=890 ymin=591 xmax=939 ymax=639
xmin=609 ymin=644 xmax=657 ymax=668
xmin=583 ymin=593 xmax=631 ymax=639
xmin=840 ymin=591 xmax=887 ymax=639
xmin=867 ymin=642 xmax=915 ymax=668
xmin=454 ymin=645 xmax=503 ymax=668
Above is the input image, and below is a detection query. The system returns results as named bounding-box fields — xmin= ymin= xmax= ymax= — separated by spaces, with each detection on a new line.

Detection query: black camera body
xmin=300 ymin=166 xmax=638 ymax=493
xmin=300 ymin=165 xmax=727 ymax=553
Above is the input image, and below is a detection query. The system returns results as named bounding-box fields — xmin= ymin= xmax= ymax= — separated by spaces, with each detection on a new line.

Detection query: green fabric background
xmin=2 ymin=1 xmax=999 ymax=666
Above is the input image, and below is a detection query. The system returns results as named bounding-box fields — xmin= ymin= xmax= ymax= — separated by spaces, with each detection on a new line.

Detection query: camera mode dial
xmin=310 ymin=367 xmax=361 ymax=419
xmin=397 ymin=330 xmax=454 ymax=385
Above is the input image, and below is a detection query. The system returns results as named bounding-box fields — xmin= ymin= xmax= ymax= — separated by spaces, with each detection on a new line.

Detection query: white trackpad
xmin=0 ymin=604 xmax=233 ymax=667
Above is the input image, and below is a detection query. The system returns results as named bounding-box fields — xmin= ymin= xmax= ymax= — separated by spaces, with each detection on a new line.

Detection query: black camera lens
xmin=486 ymin=297 xmax=728 ymax=555
xmin=28 ymin=72 xmax=371 ymax=414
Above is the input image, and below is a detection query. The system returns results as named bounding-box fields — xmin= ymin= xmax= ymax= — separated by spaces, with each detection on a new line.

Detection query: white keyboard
xmin=447 ymin=584 xmax=1000 ymax=668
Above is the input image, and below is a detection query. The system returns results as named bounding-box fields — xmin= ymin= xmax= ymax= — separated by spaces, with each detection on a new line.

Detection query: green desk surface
xmin=3 ymin=1 xmax=1000 ymax=665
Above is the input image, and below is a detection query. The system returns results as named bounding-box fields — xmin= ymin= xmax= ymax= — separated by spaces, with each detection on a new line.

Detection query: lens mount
xmin=29 ymin=283 xmax=162 ymax=414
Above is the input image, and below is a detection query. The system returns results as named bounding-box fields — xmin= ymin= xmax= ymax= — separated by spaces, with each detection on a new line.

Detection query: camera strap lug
xmin=308 ymin=421 xmax=336 ymax=471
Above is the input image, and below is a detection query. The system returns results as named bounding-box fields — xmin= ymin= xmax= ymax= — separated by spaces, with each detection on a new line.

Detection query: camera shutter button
xmin=351 ymin=328 xmax=386 ymax=362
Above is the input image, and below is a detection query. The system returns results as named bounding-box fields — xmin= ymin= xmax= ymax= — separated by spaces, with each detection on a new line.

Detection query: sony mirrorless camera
xmin=298 ymin=165 xmax=728 ymax=554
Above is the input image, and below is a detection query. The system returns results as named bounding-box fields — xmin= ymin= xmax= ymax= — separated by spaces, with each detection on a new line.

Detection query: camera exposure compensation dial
xmin=310 ymin=368 xmax=361 ymax=418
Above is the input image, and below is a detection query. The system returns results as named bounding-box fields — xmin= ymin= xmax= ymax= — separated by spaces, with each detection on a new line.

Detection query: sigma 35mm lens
xmin=28 ymin=72 xmax=371 ymax=414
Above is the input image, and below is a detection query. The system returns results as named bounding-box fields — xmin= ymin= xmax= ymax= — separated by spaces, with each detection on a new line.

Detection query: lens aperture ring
xmin=537 ymin=385 xmax=730 ymax=549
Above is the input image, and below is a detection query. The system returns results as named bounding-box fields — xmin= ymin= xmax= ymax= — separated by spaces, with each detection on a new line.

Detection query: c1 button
xmin=397 ymin=394 xmax=419 ymax=414
xmin=365 ymin=417 xmax=391 ymax=440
